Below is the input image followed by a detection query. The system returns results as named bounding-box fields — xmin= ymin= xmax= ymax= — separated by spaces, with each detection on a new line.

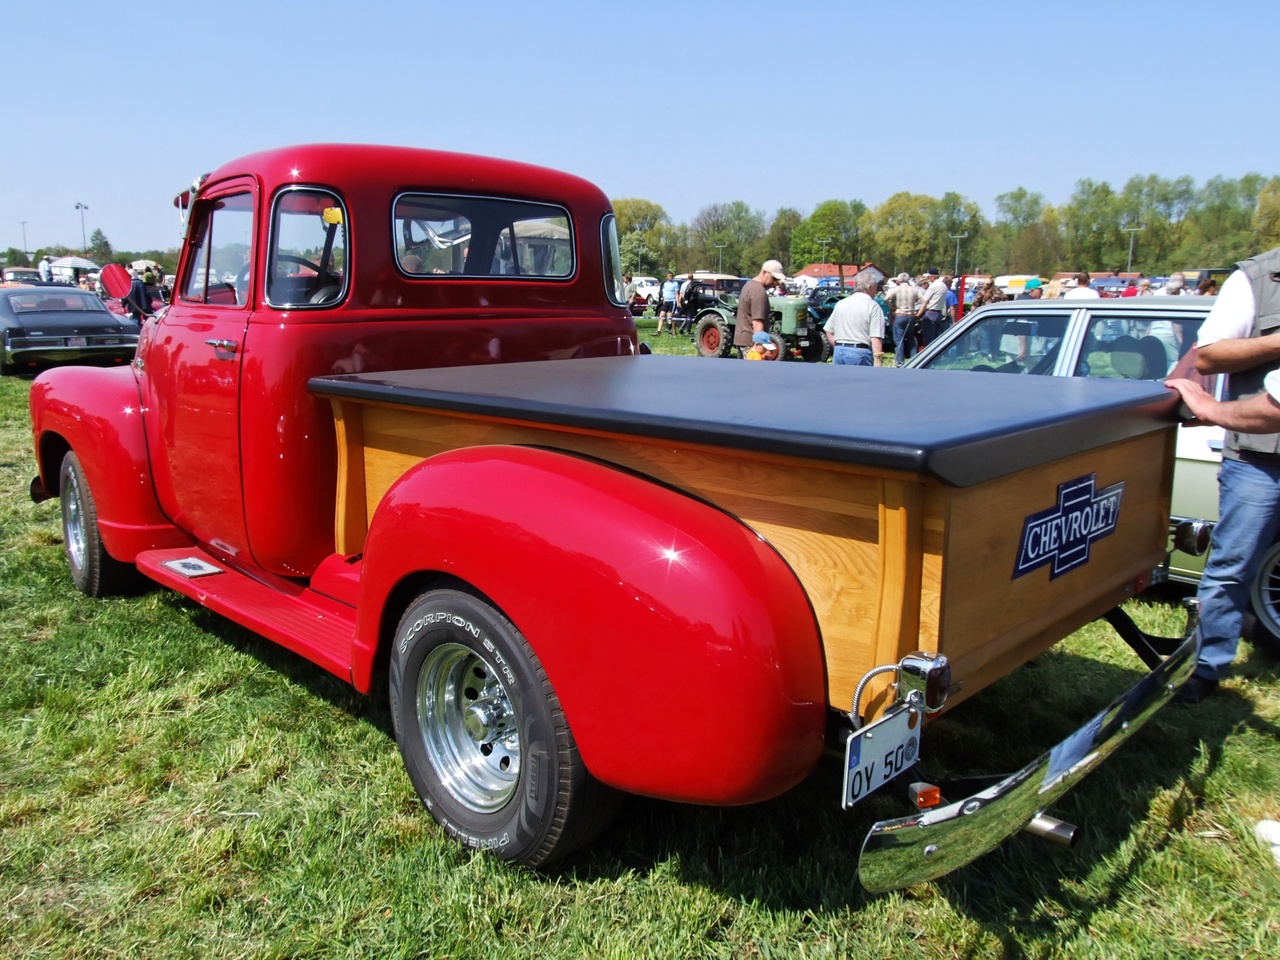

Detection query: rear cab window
xmin=393 ymin=194 xmax=574 ymax=279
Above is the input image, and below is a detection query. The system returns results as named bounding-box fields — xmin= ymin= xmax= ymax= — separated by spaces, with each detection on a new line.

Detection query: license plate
xmin=68 ymin=336 xmax=87 ymax=347
xmin=842 ymin=703 xmax=921 ymax=808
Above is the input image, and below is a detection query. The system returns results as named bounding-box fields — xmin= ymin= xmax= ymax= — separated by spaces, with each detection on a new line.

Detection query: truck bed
xmin=311 ymin=357 xmax=1179 ymax=716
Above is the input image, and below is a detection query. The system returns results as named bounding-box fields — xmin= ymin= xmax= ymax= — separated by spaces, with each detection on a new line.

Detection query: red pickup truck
xmin=28 ymin=144 xmax=1198 ymax=891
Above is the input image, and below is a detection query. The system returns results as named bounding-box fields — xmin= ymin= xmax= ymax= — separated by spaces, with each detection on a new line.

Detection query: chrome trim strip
xmin=857 ymin=608 xmax=1200 ymax=892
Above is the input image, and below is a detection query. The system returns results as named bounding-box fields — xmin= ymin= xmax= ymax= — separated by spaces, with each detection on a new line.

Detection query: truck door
xmin=142 ymin=181 xmax=257 ymax=559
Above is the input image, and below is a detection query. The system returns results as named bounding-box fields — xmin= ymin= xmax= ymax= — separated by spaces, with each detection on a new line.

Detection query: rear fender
xmin=355 ymin=444 xmax=827 ymax=805
xmin=30 ymin=366 xmax=187 ymax=560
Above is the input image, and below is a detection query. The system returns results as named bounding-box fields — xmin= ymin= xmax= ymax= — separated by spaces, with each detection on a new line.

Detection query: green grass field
xmin=2 ymin=368 xmax=1278 ymax=959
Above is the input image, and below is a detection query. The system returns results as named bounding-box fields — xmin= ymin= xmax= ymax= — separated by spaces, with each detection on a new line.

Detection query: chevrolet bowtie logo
xmin=1014 ymin=474 xmax=1124 ymax=580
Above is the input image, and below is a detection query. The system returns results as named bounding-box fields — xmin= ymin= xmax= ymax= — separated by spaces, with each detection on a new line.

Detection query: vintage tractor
xmin=691 ymin=284 xmax=827 ymax=362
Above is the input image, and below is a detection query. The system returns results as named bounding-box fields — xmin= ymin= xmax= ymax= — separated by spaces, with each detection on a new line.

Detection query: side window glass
xmin=931 ymin=312 xmax=1067 ymax=375
xmin=394 ymin=194 xmax=574 ymax=279
xmin=180 ymin=192 xmax=253 ymax=306
xmin=266 ymin=189 xmax=348 ymax=308
xmin=1076 ymin=315 xmax=1203 ymax=380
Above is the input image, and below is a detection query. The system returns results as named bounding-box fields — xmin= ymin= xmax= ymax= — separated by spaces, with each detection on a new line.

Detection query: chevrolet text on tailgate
xmin=28 ymin=144 xmax=1198 ymax=891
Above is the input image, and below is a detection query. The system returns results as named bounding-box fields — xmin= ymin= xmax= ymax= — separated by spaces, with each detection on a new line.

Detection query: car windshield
xmin=925 ymin=311 xmax=1070 ymax=375
xmin=6 ymin=291 xmax=108 ymax=314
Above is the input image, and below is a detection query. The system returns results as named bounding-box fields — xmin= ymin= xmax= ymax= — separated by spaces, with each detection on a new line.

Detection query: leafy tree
xmin=791 ymin=200 xmax=865 ymax=270
xmin=1253 ymin=177 xmax=1280 ymax=250
xmin=88 ymin=229 xmax=113 ymax=265
xmin=866 ymin=192 xmax=936 ymax=275
xmin=3 ymin=247 xmax=30 ymax=268
xmin=612 ymin=198 xmax=667 ymax=236
xmin=1061 ymin=178 xmax=1120 ymax=272
xmin=755 ymin=207 xmax=802 ymax=273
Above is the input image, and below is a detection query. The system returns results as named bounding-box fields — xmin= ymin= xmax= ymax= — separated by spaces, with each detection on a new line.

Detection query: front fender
xmin=357 ymin=444 xmax=827 ymax=805
xmin=30 ymin=365 xmax=187 ymax=560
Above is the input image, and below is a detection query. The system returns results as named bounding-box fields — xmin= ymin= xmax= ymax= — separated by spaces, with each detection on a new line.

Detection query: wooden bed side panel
xmin=934 ymin=428 xmax=1175 ymax=691
xmin=343 ymin=403 xmax=940 ymax=712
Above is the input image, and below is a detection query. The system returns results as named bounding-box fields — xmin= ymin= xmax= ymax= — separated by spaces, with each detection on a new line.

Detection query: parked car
xmin=632 ymin=275 xmax=660 ymax=307
xmin=0 ymin=286 xmax=140 ymax=374
xmin=903 ymin=295 xmax=1280 ymax=653
xmin=1 ymin=266 xmax=41 ymax=285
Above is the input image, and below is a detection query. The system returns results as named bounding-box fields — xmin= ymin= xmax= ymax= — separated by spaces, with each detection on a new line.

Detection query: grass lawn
xmin=2 ymin=368 xmax=1278 ymax=959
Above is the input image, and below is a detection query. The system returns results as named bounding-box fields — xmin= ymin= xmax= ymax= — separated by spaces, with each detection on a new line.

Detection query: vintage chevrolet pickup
xmin=28 ymin=144 xmax=1198 ymax=892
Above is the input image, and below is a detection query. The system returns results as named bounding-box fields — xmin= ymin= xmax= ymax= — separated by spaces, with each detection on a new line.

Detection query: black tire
xmin=694 ymin=313 xmax=733 ymax=358
xmin=59 ymin=451 xmax=138 ymax=596
xmin=1247 ymin=541 xmax=1280 ymax=657
xmin=762 ymin=331 xmax=787 ymax=361
xmin=389 ymin=588 xmax=618 ymax=865
xmin=797 ymin=332 xmax=832 ymax=364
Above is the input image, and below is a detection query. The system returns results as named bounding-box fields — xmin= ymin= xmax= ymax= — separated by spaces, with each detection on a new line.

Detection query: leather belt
xmin=837 ymin=342 xmax=871 ymax=349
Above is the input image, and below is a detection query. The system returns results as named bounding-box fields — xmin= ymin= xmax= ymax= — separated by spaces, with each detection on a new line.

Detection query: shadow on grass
xmin=565 ymin=637 xmax=1279 ymax=927
xmin=173 ymin=596 xmax=396 ymax=740
xmin=159 ymin=589 xmax=1278 ymax=934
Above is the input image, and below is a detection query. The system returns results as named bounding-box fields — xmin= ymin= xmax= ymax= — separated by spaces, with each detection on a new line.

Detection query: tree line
xmin=3 ymin=228 xmax=177 ymax=278
xmin=614 ymin=173 xmax=1280 ymax=280
xmin=10 ymin=171 xmax=1278 ymax=284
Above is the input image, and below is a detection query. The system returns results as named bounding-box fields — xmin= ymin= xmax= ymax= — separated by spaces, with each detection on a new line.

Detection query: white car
xmin=907 ymin=297 xmax=1278 ymax=653
xmin=632 ymin=276 xmax=660 ymax=306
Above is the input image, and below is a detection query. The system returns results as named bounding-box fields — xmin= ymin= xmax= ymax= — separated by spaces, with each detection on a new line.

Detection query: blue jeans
xmin=1195 ymin=455 xmax=1280 ymax=680
xmin=833 ymin=344 xmax=873 ymax=366
xmin=893 ymin=316 xmax=917 ymax=365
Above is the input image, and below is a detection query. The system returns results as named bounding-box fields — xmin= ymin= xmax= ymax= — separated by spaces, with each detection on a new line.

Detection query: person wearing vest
xmin=1181 ymin=246 xmax=1280 ymax=702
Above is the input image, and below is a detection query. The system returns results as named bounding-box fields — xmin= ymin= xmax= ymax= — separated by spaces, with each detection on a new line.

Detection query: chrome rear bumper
xmin=858 ymin=603 xmax=1200 ymax=892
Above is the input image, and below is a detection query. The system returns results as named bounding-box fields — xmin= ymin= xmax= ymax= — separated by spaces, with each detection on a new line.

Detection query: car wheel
xmin=59 ymin=451 xmax=138 ymax=596
xmin=389 ymin=588 xmax=618 ymax=865
xmin=694 ymin=313 xmax=733 ymax=358
xmin=646 ymin=295 xmax=657 ymax=308
xmin=1247 ymin=541 xmax=1280 ymax=656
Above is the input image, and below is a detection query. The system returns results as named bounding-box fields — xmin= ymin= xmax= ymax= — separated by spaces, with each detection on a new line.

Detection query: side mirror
xmin=100 ymin=263 xmax=132 ymax=300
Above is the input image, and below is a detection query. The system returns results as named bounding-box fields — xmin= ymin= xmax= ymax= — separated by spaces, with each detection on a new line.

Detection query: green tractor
xmin=689 ymin=284 xmax=830 ymax=362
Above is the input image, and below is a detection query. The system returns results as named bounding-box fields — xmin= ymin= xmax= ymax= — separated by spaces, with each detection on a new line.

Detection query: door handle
xmin=204 ymin=338 xmax=238 ymax=353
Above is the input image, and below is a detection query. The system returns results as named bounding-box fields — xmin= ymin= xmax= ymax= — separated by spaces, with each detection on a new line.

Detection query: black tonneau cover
xmin=310 ymin=356 xmax=1178 ymax=488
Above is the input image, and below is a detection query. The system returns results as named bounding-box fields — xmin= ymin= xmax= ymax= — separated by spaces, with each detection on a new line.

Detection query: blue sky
xmin=3 ymin=0 xmax=1274 ymax=255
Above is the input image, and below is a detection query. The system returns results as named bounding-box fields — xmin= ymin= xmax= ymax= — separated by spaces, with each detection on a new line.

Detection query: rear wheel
xmin=59 ymin=451 xmax=138 ymax=596
xmin=389 ymin=588 xmax=618 ymax=865
xmin=1247 ymin=541 xmax=1280 ymax=656
xmin=797 ymin=332 xmax=832 ymax=363
xmin=695 ymin=313 xmax=733 ymax=358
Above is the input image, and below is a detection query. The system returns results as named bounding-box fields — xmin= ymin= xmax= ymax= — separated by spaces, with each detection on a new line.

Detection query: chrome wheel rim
xmin=418 ymin=642 xmax=520 ymax=813
xmin=1251 ymin=542 xmax=1280 ymax=639
xmin=63 ymin=467 xmax=87 ymax=575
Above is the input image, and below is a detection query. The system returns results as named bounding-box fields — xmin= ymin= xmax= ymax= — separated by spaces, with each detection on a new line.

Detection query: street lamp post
xmin=816 ymin=236 xmax=832 ymax=264
xmin=74 ymin=202 xmax=89 ymax=253
xmin=1121 ymin=224 xmax=1145 ymax=274
xmin=19 ymin=221 xmax=28 ymax=258
xmin=714 ymin=243 xmax=727 ymax=273
xmin=948 ymin=232 xmax=968 ymax=276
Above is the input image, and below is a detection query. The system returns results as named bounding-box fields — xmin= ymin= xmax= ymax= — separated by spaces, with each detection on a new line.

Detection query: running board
xmin=135 ymin=547 xmax=357 ymax=682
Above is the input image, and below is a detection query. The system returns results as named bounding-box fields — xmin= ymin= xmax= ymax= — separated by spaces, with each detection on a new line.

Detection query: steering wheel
xmin=234 ymin=262 xmax=251 ymax=303
xmin=276 ymin=253 xmax=326 ymax=278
